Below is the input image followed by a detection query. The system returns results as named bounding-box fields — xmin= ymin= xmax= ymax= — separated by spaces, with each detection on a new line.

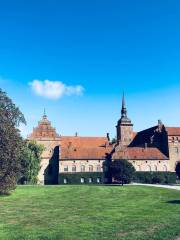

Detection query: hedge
xmin=133 ymin=171 xmax=177 ymax=184
xmin=59 ymin=172 xmax=105 ymax=185
xmin=59 ymin=171 xmax=177 ymax=185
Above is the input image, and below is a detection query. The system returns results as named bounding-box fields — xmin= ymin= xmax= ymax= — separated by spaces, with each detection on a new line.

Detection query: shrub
xmin=133 ymin=172 xmax=177 ymax=184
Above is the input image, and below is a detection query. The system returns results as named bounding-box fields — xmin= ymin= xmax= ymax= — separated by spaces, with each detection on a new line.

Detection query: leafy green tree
xmin=111 ymin=137 xmax=117 ymax=144
xmin=20 ymin=140 xmax=44 ymax=184
xmin=0 ymin=88 xmax=26 ymax=194
xmin=109 ymin=159 xmax=135 ymax=185
xmin=175 ymin=162 xmax=180 ymax=179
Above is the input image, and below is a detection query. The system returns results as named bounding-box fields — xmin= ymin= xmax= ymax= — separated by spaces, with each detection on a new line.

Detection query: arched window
xmin=89 ymin=165 xmax=93 ymax=172
xmin=97 ymin=165 xmax=101 ymax=172
xmin=81 ymin=165 xmax=85 ymax=172
xmin=147 ymin=165 xmax=151 ymax=172
xmin=97 ymin=178 xmax=101 ymax=183
xmin=163 ymin=165 xmax=167 ymax=172
xmin=174 ymin=147 xmax=179 ymax=154
xmin=154 ymin=165 xmax=158 ymax=171
xmin=81 ymin=178 xmax=85 ymax=183
xmin=72 ymin=165 xmax=76 ymax=172
xmin=89 ymin=178 xmax=92 ymax=183
xmin=137 ymin=165 xmax=141 ymax=171
xmin=64 ymin=166 xmax=68 ymax=172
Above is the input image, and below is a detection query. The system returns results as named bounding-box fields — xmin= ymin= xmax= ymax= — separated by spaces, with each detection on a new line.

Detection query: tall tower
xmin=116 ymin=94 xmax=133 ymax=146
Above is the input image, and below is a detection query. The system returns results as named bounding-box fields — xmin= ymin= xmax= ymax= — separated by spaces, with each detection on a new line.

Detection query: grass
xmin=0 ymin=185 xmax=180 ymax=240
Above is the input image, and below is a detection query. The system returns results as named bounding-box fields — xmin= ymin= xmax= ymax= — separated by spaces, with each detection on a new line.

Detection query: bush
xmin=133 ymin=172 xmax=177 ymax=184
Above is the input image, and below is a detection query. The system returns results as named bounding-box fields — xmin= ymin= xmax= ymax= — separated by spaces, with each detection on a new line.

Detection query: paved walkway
xmin=132 ymin=183 xmax=180 ymax=190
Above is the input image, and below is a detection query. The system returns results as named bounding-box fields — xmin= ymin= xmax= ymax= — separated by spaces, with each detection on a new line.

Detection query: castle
xmin=28 ymin=95 xmax=180 ymax=185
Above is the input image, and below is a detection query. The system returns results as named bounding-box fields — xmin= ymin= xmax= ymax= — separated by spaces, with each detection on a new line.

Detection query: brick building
xmin=28 ymin=97 xmax=180 ymax=185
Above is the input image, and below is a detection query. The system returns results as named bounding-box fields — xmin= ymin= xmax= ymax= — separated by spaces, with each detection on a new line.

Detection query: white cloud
xmin=29 ymin=80 xmax=84 ymax=100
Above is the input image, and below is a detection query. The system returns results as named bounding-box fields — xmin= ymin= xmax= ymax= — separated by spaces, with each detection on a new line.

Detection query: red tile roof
xmin=61 ymin=136 xmax=109 ymax=148
xmin=132 ymin=132 xmax=137 ymax=139
xmin=165 ymin=127 xmax=180 ymax=136
xmin=60 ymin=136 xmax=112 ymax=159
xmin=113 ymin=147 xmax=168 ymax=160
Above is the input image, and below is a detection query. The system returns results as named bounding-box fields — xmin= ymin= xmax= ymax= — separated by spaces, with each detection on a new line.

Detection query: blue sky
xmin=0 ymin=0 xmax=180 ymax=138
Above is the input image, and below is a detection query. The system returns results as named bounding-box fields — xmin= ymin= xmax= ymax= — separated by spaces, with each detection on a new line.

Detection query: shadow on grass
xmin=167 ymin=200 xmax=180 ymax=204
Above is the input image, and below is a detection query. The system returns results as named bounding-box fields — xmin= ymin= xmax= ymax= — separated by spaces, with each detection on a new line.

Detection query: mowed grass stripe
xmin=0 ymin=185 xmax=180 ymax=240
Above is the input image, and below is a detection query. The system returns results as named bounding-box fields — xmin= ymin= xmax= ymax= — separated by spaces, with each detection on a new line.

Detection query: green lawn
xmin=0 ymin=185 xmax=180 ymax=240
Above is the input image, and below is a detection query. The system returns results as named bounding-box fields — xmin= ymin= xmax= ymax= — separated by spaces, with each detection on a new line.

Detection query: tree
xmin=20 ymin=140 xmax=44 ymax=184
xmin=0 ymin=88 xmax=26 ymax=194
xmin=109 ymin=159 xmax=135 ymax=185
xmin=111 ymin=137 xmax=117 ymax=145
xmin=175 ymin=162 xmax=180 ymax=180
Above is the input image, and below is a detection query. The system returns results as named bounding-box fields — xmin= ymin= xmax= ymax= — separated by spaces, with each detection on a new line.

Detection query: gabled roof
xmin=113 ymin=147 xmax=168 ymax=160
xmin=60 ymin=136 xmax=112 ymax=159
xmin=165 ymin=127 xmax=180 ymax=136
xmin=61 ymin=136 xmax=109 ymax=148
xmin=28 ymin=114 xmax=59 ymax=139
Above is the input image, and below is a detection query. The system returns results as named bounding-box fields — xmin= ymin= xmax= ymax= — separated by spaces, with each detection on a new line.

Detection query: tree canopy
xmin=20 ymin=140 xmax=44 ymax=184
xmin=0 ymin=88 xmax=26 ymax=194
xmin=109 ymin=159 xmax=135 ymax=185
xmin=175 ymin=162 xmax=180 ymax=179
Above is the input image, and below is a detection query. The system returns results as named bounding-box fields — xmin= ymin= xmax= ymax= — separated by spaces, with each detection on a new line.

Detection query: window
xmin=97 ymin=178 xmax=101 ymax=183
xmin=72 ymin=165 xmax=76 ymax=172
xmin=147 ymin=165 xmax=151 ymax=171
xmin=81 ymin=165 xmax=85 ymax=172
xmin=97 ymin=165 xmax=101 ymax=172
xmin=174 ymin=147 xmax=179 ymax=154
xmin=64 ymin=166 xmax=68 ymax=172
xmin=81 ymin=178 xmax=85 ymax=183
xmin=89 ymin=178 xmax=92 ymax=183
xmin=89 ymin=165 xmax=93 ymax=172
xmin=163 ymin=165 xmax=167 ymax=172
xmin=64 ymin=178 xmax=67 ymax=184
xmin=154 ymin=165 xmax=157 ymax=171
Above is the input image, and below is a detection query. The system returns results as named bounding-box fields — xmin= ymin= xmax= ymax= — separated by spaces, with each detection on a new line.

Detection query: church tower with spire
xmin=116 ymin=94 xmax=133 ymax=146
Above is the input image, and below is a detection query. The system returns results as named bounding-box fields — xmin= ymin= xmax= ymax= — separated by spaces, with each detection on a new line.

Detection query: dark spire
xmin=121 ymin=92 xmax=127 ymax=118
xmin=117 ymin=93 xmax=132 ymax=125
